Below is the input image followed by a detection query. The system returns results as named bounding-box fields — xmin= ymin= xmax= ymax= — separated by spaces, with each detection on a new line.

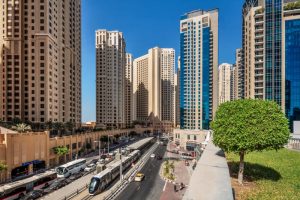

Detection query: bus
xmin=56 ymin=159 xmax=86 ymax=178
xmin=0 ymin=170 xmax=57 ymax=200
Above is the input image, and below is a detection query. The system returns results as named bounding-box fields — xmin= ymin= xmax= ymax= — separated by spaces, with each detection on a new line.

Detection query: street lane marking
xmin=163 ymin=181 xmax=167 ymax=191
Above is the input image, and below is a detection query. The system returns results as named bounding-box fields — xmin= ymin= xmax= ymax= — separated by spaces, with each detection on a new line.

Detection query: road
xmin=40 ymin=138 xmax=143 ymax=200
xmin=115 ymin=144 xmax=167 ymax=200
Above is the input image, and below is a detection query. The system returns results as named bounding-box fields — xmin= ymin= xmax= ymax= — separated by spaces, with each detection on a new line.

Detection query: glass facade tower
xmin=265 ymin=0 xmax=283 ymax=104
xmin=179 ymin=10 xmax=218 ymax=130
xmin=285 ymin=19 xmax=300 ymax=131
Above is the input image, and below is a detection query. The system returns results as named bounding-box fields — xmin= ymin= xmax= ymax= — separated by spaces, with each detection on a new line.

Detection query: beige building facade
xmin=0 ymin=127 xmax=154 ymax=183
xmin=96 ymin=30 xmax=126 ymax=129
xmin=133 ymin=47 xmax=175 ymax=124
xmin=125 ymin=53 xmax=133 ymax=128
xmin=218 ymin=63 xmax=232 ymax=104
xmin=0 ymin=0 xmax=82 ymax=126
xmin=173 ymin=129 xmax=207 ymax=151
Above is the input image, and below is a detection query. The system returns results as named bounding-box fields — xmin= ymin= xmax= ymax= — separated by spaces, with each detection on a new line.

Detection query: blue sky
xmin=82 ymin=0 xmax=244 ymax=122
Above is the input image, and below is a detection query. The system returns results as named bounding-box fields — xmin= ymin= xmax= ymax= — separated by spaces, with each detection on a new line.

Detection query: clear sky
xmin=82 ymin=0 xmax=244 ymax=122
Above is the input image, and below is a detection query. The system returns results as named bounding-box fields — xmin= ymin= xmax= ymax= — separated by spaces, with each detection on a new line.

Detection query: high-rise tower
xmin=180 ymin=9 xmax=219 ymax=130
xmin=0 ymin=0 xmax=82 ymax=126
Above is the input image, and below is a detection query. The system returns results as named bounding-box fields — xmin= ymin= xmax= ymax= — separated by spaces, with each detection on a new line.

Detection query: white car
xmin=150 ymin=154 xmax=155 ymax=158
xmin=97 ymin=159 xmax=105 ymax=164
xmin=84 ymin=163 xmax=96 ymax=172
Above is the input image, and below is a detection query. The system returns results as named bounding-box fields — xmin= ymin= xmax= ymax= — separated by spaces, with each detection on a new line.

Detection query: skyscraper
xmin=180 ymin=9 xmax=219 ymax=130
xmin=283 ymin=1 xmax=300 ymax=131
xmin=0 ymin=0 xmax=82 ymax=126
xmin=218 ymin=64 xmax=232 ymax=104
xmin=132 ymin=47 xmax=175 ymax=124
xmin=235 ymin=48 xmax=244 ymax=99
xmin=175 ymin=56 xmax=181 ymax=127
xmin=95 ymin=30 xmax=126 ymax=129
xmin=242 ymin=0 xmax=300 ymax=130
xmin=125 ymin=53 xmax=133 ymax=128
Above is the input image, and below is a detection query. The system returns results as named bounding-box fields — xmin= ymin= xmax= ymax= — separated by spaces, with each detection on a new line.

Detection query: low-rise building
xmin=0 ymin=127 xmax=153 ymax=183
xmin=173 ymin=129 xmax=208 ymax=151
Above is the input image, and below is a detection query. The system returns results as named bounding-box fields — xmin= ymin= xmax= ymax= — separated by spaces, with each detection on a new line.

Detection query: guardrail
xmin=288 ymin=138 xmax=300 ymax=150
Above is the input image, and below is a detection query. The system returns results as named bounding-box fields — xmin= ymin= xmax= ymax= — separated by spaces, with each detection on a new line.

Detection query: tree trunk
xmin=238 ymin=151 xmax=245 ymax=185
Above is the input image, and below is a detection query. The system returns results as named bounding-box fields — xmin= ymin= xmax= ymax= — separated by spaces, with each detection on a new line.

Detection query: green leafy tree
xmin=12 ymin=123 xmax=32 ymax=133
xmin=53 ymin=146 xmax=69 ymax=156
xmin=211 ymin=99 xmax=290 ymax=184
xmin=0 ymin=162 xmax=7 ymax=172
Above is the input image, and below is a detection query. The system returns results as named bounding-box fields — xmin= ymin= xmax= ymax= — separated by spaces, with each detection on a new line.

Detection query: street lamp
xmin=107 ymin=135 xmax=113 ymax=154
xmin=119 ymin=148 xmax=123 ymax=181
xmin=94 ymin=140 xmax=101 ymax=160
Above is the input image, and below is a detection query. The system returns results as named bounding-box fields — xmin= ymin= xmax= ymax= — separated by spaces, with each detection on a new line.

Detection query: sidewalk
xmin=160 ymin=142 xmax=193 ymax=200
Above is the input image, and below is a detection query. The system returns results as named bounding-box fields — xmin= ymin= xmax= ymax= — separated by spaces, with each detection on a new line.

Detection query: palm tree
xmin=12 ymin=123 xmax=32 ymax=133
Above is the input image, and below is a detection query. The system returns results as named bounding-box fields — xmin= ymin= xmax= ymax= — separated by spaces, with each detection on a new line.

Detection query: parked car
xmin=43 ymin=178 xmax=68 ymax=194
xmin=134 ymin=173 xmax=145 ymax=182
xmin=97 ymin=159 xmax=105 ymax=164
xmin=150 ymin=154 xmax=155 ymax=158
xmin=19 ymin=190 xmax=46 ymax=200
xmin=84 ymin=163 xmax=96 ymax=172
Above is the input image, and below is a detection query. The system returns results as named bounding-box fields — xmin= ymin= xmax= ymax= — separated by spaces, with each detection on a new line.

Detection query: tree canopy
xmin=211 ymin=99 xmax=290 ymax=184
xmin=12 ymin=123 xmax=32 ymax=133
xmin=0 ymin=162 xmax=7 ymax=172
xmin=53 ymin=146 xmax=69 ymax=156
xmin=211 ymin=99 xmax=290 ymax=153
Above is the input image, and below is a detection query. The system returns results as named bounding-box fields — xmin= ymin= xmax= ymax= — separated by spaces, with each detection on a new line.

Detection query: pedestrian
xmin=174 ymin=184 xmax=177 ymax=192
xmin=180 ymin=182 xmax=184 ymax=190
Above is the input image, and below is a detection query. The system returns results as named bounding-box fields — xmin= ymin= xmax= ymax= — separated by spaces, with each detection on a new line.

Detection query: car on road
xmin=19 ymin=190 xmax=46 ymax=200
xmin=84 ymin=163 xmax=96 ymax=172
xmin=43 ymin=178 xmax=68 ymax=194
xmin=134 ymin=173 xmax=145 ymax=182
xmin=97 ymin=158 xmax=105 ymax=164
xmin=90 ymin=159 xmax=98 ymax=164
xmin=150 ymin=154 xmax=155 ymax=158
xmin=157 ymin=155 xmax=162 ymax=160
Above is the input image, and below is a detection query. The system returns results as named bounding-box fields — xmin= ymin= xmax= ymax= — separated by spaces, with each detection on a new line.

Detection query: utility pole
xmin=119 ymin=148 xmax=123 ymax=181
xmin=108 ymin=135 xmax=110 ymax=154
xmin=94 ymin=140 xmax=101 ymax=160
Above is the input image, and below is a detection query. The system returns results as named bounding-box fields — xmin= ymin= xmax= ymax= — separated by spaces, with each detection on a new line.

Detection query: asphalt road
xmin=41 ymin=137 xmax=143 ymax=200
xmin=115 ymin=144 xmax=167 ymax=200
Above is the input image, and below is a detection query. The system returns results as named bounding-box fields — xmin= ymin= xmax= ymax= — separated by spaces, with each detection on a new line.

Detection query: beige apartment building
xmin=234 ymin=48 xmax=243 ymax=99
xmin=133 ymin=47 xmax=175 ymax=124
xmin=218 ymin=63 xmax=232 ymax=104
xmin=0 ymin=0 xmax=82 ymax=126
xmin=96 ymin=30 xmax=126 ymax=129
xmin=243 ymin=3 xmax=265 ymax=100
xmin=125 ymin=53 xmax=133 ymax=128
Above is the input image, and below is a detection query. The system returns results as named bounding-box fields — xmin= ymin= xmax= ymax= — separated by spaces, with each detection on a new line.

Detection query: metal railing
xmin=288 ymin=138 xmax=300 ymax=150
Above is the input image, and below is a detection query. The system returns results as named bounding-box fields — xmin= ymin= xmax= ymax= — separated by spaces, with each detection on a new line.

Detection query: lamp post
xmin=94 ymin=140 xmax=101 ymax=160
xmin=107 ymin=135 xmax=113 ymax=154
xmin=119 ymin=148 xmax=123 ymax=181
